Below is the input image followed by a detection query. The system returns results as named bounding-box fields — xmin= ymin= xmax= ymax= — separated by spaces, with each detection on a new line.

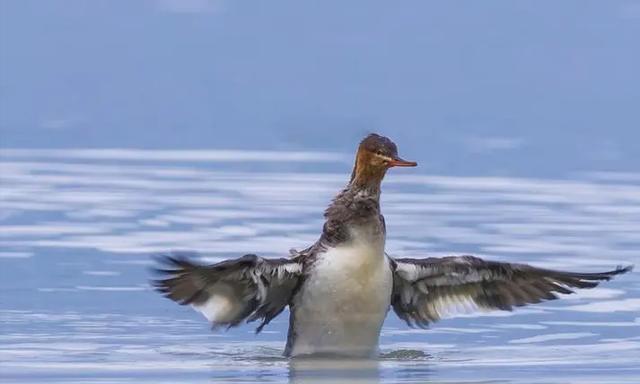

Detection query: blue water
xmin=1 ymin=149 xmax=639 ymax=383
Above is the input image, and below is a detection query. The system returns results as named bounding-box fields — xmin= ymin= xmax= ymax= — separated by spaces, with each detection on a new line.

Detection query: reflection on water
xmin=0 ymin=149 xmax=639 ymax=383
xmin=289 ymin=358 xmax=382 ymax=384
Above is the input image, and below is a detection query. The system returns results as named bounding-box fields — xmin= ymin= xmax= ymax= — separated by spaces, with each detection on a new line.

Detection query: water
xmin=1 ymin=149 xmax=639 ymax=383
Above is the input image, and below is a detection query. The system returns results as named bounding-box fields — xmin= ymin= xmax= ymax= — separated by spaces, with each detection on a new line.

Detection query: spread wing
xmin=152 ymin=253 xmax=303 ymax=332
xmin=390 ymin=255 xmax=632 ymax=327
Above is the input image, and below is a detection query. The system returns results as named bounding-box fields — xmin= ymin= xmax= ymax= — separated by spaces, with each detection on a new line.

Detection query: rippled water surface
xmin=1 ymin=149 xmax=639 ymax=383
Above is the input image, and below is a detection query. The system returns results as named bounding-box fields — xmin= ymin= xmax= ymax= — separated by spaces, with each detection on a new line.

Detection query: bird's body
xmin=286 ymin=193 xmax=392 ymax=356
xmin=153 ymin=133 xmax=632 ymax=357
xmin=287 ymin=238 xmax=392 ymax=356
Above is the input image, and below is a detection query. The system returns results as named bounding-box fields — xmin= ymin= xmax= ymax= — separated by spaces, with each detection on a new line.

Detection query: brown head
xmin=350 ymin=133 xmax=417 ymax=188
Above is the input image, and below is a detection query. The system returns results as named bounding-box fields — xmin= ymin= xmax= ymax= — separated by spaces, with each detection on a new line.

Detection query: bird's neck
xmin=326 ymin=166 xmax=384 ymax=219
xmin=348 ymin=155 xmax=386 ymax=198
xmin=321 ymin=165 xmax=385 ymax=247
xmin=347 ymin=176 xmax=382 ymax=200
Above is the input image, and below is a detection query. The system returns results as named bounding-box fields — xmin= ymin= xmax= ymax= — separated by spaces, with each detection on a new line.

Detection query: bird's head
xmin=350 ymin=133 xmax=417 ymax=187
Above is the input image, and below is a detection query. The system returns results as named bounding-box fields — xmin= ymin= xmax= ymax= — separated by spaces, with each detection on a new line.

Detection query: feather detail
xmin=152 ymin=252 xmax=302 ymax=333
xmin=390 ymin=255 xmax=633 ymax=326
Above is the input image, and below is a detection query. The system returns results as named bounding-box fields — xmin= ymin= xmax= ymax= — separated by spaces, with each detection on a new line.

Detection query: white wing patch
xmin=424 ymin=292 xmax=485 ymax=319
xmin=192 ymin=283 xmax=244 ymax=323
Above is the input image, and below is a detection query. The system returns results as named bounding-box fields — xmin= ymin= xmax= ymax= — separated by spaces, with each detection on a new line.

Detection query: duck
xmin=152 ymin=133 xmax=632 ymax=357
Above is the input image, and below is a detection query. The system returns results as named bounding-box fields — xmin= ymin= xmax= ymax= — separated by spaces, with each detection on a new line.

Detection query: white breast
xmin=289 ymin=231 xmax=393 ymax=356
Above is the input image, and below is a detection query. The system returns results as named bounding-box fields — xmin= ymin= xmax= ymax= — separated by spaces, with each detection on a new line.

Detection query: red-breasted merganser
xmin=153 ymin=133 xmax=633 ymax=357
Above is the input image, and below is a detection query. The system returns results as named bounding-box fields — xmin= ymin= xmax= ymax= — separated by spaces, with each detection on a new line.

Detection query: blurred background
xmin=1 ymin=1 xmax=639 ymax=383
xmin=1 ymin=0 xmax=639 ymax=176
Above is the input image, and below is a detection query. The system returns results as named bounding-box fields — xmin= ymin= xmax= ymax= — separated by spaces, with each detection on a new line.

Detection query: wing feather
xmin=152 ymin=252 xmax=302 ymax=332
xmin=391 ymin=255 xmax=632 ymax=327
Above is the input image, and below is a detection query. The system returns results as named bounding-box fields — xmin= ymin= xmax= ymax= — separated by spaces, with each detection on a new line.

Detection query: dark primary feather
xmin=152 ymin=252 xmax=302 ymax=333
xmin=390 ymin=255 xmax=633 ymax=327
